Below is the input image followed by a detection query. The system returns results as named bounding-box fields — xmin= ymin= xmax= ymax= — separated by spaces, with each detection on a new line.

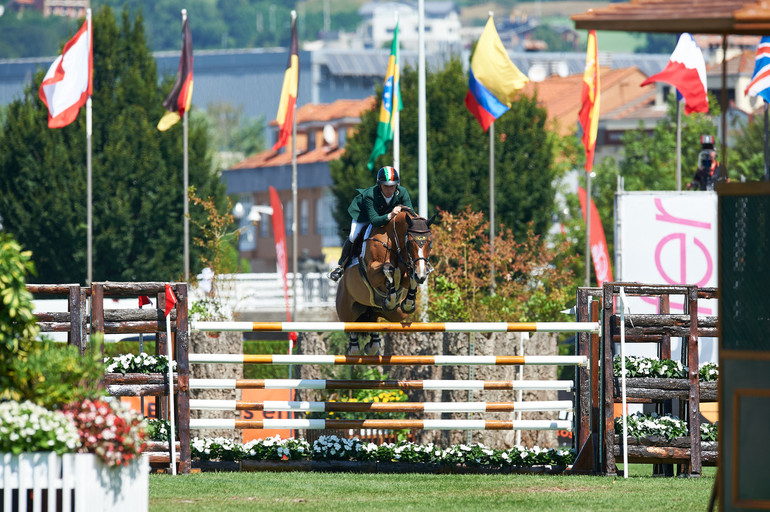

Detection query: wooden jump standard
xmin=187 ymin=354 xmax=588 ymax=366
xmin=188 ymin=399 xmax=574 ymax=413
xmin=189 ymin=419 xmax=573 ymax=430
xmin=192 ymin=321 xmax=600 ymax=334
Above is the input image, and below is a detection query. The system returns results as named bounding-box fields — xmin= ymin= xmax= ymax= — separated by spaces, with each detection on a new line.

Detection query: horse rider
xmin=328 ymin=166 xmax=413 ymax=282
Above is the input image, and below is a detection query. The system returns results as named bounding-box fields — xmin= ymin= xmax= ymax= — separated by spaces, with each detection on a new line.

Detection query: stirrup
xmin=346 ymin=341 xmax=361 ymax=356
xmin=328 ymin=265 xmax=344 ymax=282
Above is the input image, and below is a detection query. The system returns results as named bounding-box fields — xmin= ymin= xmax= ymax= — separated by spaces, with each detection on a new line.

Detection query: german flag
xmin=272 ymin=12 xmax=299 ymax=151
xmin=158 ymin=15 xmax=193 ymax=131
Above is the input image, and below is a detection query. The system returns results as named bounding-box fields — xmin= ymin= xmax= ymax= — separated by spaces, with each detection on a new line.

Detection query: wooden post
xmin=91 ymin=283 xmax=104 ymax=357
xmin=687 ymin=286 xmax=702 ymax=476
xmin=68 ymin=285 xmax=84 ymax=354
xmin=576 ymin=288 xmax=590 ymax=450
xmin=602 ymin=282 xmax=616 ymax=475
xmin=175 ymin=283 xmax=191 ymax=474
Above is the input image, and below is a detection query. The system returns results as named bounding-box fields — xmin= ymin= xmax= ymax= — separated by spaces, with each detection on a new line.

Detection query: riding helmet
xmin=376 ymin=166 xmax=399 ymax=186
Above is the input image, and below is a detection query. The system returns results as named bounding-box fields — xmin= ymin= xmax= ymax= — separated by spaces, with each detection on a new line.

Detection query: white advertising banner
xmin=616 ymin=191 xmax=717 ymax=362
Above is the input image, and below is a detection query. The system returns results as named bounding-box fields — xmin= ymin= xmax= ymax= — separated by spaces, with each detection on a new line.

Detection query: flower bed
xmin=104 ymin=353 xmax=176 ymax=374
xmin=187 ymin=435 xmax=574 ymax=473
xmin=613 ymin=356 xmax=718 ymax=381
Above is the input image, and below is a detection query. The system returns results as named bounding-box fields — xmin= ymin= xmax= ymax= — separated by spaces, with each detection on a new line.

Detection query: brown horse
xmin=335 ymin=208 xmax=435 ymax=355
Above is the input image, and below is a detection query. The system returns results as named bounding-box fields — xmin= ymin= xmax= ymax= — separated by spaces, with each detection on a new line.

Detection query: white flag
xmin=39 ymin=20 xmax=92 ymax=128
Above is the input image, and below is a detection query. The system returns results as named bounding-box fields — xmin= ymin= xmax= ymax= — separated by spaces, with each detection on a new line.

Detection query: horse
xmin=335 ymin=208 xmax=436 ymax=355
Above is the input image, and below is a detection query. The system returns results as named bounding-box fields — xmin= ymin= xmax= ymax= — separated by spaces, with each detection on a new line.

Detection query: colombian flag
xmin=158 ymin=15 xmax=194 ymax=131
xmin=465 ymin=16 xmax=529 ymax=132
xmin=578 ymin=30 xmax=600 ymax=173
xmin=367 ymin=21 xmax=401 ymax=171
xmin=272 ymin=12 xmax=299 ymax=152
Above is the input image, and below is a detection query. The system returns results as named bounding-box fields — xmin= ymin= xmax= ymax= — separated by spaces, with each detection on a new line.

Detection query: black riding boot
xmin=328 ymin=239 xmax=353 ymax=282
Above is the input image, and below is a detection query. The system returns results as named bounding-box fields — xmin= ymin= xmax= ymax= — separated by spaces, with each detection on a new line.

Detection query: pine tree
xmin=0 ymin=6 xmax=225 ymax=283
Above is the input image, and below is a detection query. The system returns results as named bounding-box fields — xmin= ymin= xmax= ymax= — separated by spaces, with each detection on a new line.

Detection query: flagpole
xmin=182 ymin=9 xmax=190 ymax=283
xmin=86 ymin=8 xmax=92 ymax=286
xmin=676 ymin=99 xmax=682 ymax=191
xmin=489 ymin=120 xmax=496 ymax=295
xmin=417 ymin=0 xmax=427 ymax=219
xmin=487 ymin=11 xmax=495 ymax=296
xmin=585 ymin=171 xmax=592 ymax=287
xmin=290 ymin=9 xmax=298 ymax=380
xmin=393 ymin=11 xmax=400 ymax=171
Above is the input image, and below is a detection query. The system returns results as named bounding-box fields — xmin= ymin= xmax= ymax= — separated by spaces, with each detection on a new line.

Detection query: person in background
xmin=687 ymin=135 xmax=724 ymax=191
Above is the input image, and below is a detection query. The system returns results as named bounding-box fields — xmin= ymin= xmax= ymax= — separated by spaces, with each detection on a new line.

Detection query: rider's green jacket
xmin=348 ymin=185 xmax=413 ymax=227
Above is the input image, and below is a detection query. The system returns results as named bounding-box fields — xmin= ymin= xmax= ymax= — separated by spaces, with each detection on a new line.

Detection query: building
xmin=356 ymin=1 xmax=462 ymax=53
xmin=8 ymin=0 xmax=88 ymax=18
xmin=222 ymin=97 xmax=376 ymax=273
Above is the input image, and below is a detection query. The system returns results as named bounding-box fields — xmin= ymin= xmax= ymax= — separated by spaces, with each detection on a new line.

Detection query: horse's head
xmin=401 ymin=210 xmax=435 ymax=284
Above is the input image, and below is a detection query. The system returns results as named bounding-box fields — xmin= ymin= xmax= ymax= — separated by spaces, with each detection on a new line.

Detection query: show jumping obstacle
xmin=34 ymin=282 xmax=719 ymax=475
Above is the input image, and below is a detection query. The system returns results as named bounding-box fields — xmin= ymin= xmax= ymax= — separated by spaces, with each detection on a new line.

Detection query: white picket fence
xmin=189 ymin=272 xmax=338 ymax=314
xmin=1 ymin=452 xmax=149 ymax=512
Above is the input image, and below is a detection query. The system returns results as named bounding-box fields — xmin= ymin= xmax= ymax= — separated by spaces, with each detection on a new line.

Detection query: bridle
xmin=393 ymin=210 xmax=434 ymax=277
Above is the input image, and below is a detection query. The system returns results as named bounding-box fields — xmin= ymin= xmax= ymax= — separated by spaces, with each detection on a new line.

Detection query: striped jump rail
xmin=189 ymin=378 xmax=574 ymax=391
xmin=192 ymin=321 xmax=600 ymax=334
xmin=189 ymin=419 xmax=573 ymax=431
xmin=189 ymin=399 xmax=574 ymax=413
xmin=187 ymin=354 xmax=588 ymax=366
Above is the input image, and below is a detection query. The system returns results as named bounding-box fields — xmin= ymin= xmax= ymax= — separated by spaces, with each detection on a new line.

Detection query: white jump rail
xmin=189 ymin=418 xmax=573 ymax=431
xmin=188 ymin=378 xmax=575 ymax=391
xmin=189 ymin=399 xmax=575 ymax=413
xmin=187 ymin=354 xmax=588 ymax=366
xmin=191 ymin=320 xmax=601 ymax=334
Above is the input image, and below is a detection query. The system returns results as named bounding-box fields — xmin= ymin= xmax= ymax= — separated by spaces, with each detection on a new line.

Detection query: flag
xmin=579 ymin=30 xmax=600 ymax=173
xmin=640 ymin=33 xmax=708 ymax=115
xmin=745 ymin=36 xmax=770 ymax=103
xmin=39 ymin=19 xmax=92 ymax=129
xmin=164 ymin=284 xmax=177 ymax=318
xmin=272 ymin=13 xmax=299 ymax=151
xmin=269 ymin=187 xmax=297 ymax=343
xmin=158 ymin=16 xmax=194 ymax=131
xmin=578 ymin=187 xmax=614 ymax=286
xmin=138 ymin=296 xmax=152 ymax=308
xmin=367 ymin=21 xmax=401 ymax=171
xmin=465 ymin=16 xmax=529 ymax=132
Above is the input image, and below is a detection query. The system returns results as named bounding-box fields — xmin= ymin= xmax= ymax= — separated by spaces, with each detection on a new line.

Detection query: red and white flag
xmin=39 ymin=19 xmax=93 ymax=128
xmin=138 ymin=295 xmax=152 ymax=308
xmin=640 ymin=33 xmax=708 ymax=115
xmin=578 ymin=187 xmax=614 ymax=286
xmin=164 ymin=284 xmax=177 ymax=318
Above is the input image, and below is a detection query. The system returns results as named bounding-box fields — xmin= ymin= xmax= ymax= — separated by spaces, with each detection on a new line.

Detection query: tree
xmin=330 ymin=59 xmax=563 ymax=243
xmin=0 ymin=6 xmax=226 ymax=284
xmin=729 ymin=113 xmax=769 ymax=182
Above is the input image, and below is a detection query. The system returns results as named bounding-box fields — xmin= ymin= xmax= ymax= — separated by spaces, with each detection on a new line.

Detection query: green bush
xmin=0 ymin=233 xmax=104 ymax=408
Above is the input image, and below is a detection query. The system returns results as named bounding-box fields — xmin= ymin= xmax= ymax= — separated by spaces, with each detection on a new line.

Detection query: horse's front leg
xmin=380 ymin=262 xmax=399 ymax=311
xmin=400 ymin=274 xmax=419 ymax=314
xmin=363 ymin=332 xmax=382 ymax=355
xmin=345 ymin=332 xmax=361 ymax=355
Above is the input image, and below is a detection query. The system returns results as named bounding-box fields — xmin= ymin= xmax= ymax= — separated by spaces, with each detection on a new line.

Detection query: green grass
xmin=149 ymin=465 xmax=716 ymax=512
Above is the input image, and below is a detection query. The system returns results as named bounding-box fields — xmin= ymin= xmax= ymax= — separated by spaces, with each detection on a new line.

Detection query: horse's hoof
xmin=401 ymin=300 xmax=416 ymax=314
xmin=363 ymin=340 xmax=381 ymax=356
xmin=346 ymin=342 xmax=361 ymax=356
